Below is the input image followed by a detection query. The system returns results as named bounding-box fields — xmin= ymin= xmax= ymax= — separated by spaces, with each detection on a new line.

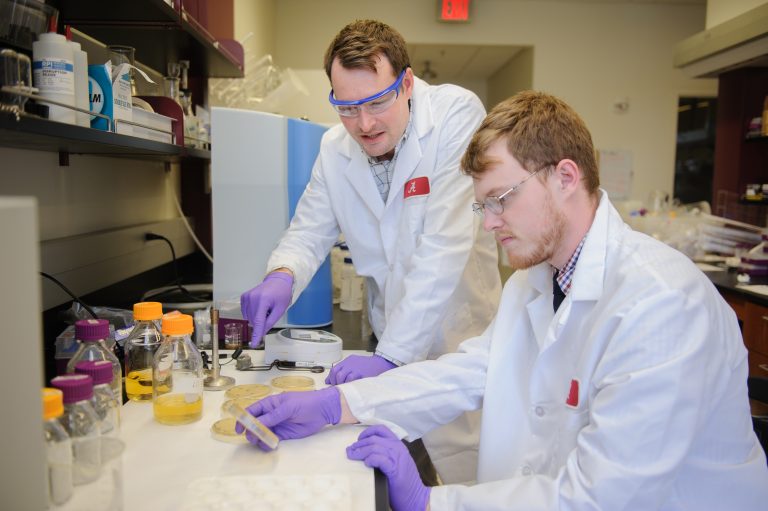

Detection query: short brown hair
xmin=323 ymin=20 xmax=410 ymax=79
xmin=462 ymin=90 xmax=600 ymax=196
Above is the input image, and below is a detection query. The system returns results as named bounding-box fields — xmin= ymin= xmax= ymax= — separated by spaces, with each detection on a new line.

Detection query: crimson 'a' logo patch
xmin=404 ymin=176 xmax=430 ymax=199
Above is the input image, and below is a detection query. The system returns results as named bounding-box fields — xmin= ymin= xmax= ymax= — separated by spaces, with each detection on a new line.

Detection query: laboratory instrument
xmin=264 ymin=328 xmax=342 ymax=367
xmin=204 ymin=307 xmax=235 ymax=391
xmin=74 ymin=360 xmax=120 ymax=437
xmin=234 ymin=355 xmax=326 ymax=373
xmin=153 ymin=314 xmax=204 ymax=425
xmin=42 ymin=388 xmax=73 ymax=506
xmin=50 ymin=374 xmax=101 ymax=485
xmin=223 ymin=401 xmax=279 ymax=450
xmin=67 ymin=319 xmax=122 ymax=404
xmin=124 ymin=302 xmax=163 ymax=402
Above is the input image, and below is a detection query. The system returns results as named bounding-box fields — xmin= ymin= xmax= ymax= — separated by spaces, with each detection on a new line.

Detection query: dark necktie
xmin=553 ymin=273 xmax=565 ymax=312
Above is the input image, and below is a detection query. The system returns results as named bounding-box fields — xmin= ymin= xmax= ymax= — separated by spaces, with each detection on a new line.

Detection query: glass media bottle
xmin=75 ymin=360 xmax=120 ymax=436
xmin=67 ymin=319 xmax=122 ymax=404
xmin=153 ymin=313 xmax=204 ymax=425
xmin=50 ymin=374 xmax=101 ymax=485
xmin=124 ymin=302 xmax=163 ymax=402
xmin=42 ymin=387 xmax=73 ymax=506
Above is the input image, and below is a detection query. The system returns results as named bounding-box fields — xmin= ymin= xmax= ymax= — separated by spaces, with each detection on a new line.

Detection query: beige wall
xmin=706 ymin=0 xmax=767 ymax=28
xmin=267 ymin=0 xmax=717 ymax=203
xmin=487 ymin=46 xmax=534 ymax=108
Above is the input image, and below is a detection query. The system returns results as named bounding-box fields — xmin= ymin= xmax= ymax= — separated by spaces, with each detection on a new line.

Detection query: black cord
xmin=145 ymin=232 xmax=207 ymax=302
xmin=40 ymin=272 xmax=99 ymax=319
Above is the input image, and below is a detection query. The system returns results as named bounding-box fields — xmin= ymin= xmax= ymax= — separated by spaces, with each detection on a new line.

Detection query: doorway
xmin=673 ymin=97 xmax=717 ymax=205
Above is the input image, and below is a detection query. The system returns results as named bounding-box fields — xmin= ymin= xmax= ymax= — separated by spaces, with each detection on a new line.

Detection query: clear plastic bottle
xmin=42 ymin=387 xmax=73 ymax=506
xmin=51 ymin=374 xmax=101 ymax=485
xmin=124 ymin=302 xmax=163 ymax=402
xmin=153 ymin=314 xmax=204 ymax=425
xmin=67 ymin=319 xmax=123 ymax=405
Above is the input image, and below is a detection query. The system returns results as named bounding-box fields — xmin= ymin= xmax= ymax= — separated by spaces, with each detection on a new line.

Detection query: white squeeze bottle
xmin=32 ymin=18 xmax=75 ymax=125
xmin=65 ymin=25 xmax=89 ymax=127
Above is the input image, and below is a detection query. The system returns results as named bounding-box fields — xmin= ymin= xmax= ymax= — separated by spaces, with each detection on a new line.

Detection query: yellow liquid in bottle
xmin=125 ymin=369 xmax=153 ymax=401
xmin=153 ymin=393 xmax=202 ymax=425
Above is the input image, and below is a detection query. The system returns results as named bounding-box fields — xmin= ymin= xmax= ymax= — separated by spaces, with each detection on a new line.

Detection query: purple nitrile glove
xmin=235 ymin=386 xmax=341 ymax=450
xmin=347 ymin=425 xmax=430 ymax=511
xmin=240 ymin=272 xmax=293 ymax=348
xmin=325 ymin=354 xmax=396 ymax=385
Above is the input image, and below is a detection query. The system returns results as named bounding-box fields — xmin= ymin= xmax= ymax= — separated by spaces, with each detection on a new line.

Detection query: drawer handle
xmin=760 ymin=364 xmax=768 ymax=373
xmin=762 ymin=316 xmax=768 ymax=322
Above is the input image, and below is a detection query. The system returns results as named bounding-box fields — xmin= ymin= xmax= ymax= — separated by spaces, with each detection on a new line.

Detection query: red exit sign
xmin=439 ymin=0 xmax=470 ymax=22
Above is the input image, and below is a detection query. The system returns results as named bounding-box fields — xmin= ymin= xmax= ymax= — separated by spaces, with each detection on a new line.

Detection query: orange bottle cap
xmin=162 ymin=313 xmax=194 ymax=336
xmin=133 ymin=302 xmax=163 ymax=321
xmin=42 ymin=388 xmax=64 ymax=420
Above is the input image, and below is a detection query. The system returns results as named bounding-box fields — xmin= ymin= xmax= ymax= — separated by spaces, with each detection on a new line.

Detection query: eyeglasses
xmin=472 ymin=167 xmax=545 ymax=217
xmin=329 ymin=68 xmax=407 ymax=117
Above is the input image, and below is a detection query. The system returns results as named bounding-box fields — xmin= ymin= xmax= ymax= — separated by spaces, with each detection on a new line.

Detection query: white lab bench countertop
xmin=119 ymin=350 xmax=375 ymax=510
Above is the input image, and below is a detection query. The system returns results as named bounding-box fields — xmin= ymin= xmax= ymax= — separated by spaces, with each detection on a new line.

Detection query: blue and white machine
xmin=211 ymin=108 xmax=332 ymax=327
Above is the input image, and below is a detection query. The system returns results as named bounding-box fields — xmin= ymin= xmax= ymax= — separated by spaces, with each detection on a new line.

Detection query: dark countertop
xmin=704 ymin=268 xmax=768 ymax=308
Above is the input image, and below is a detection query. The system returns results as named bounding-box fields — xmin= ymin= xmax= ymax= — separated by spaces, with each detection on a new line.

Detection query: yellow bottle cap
xmin=162 ymin=313 xmax=194 ymax=335
xmin=133 ymin=302 xmax=163 ymax=321
xmin=43 ymin=388 xmax=64 ymax=420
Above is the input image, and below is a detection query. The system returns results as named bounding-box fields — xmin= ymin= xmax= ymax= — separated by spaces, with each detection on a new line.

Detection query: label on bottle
xmin=33 ymin=58 xmax=74 ymax=93
xmin=173 ymin=371 xmax=202 ymax=397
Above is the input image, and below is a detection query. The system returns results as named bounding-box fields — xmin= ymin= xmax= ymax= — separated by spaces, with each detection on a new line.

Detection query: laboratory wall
xmin=263 ymin=0 xmax=717 ymax=204
xmin=706 ymin=0 xmax=766 ymax=28
xmin=0 ymin=147 xmax=194 ymax=309
xmin=487 ymin=47 xmax=534 ymax=108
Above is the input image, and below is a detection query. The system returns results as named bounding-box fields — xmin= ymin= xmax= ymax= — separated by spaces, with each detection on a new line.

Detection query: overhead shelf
xmin=0 ymin=112 xmax=210 ymax=162
xmin=54 ymin=0 xmax=244 ymax=78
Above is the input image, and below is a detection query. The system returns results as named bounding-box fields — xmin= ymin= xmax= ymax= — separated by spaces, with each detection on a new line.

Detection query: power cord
xmin=40 ymin=272 xmax=99 ymax=319
xmin=145 ymin=232 xmax=209 ymax=302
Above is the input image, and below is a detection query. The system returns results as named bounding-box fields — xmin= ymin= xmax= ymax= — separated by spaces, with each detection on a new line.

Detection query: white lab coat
xmin=342 ymin=192 xmax=768 ymax=510
xmin=267 ymin=77 xmax=502 ymax=483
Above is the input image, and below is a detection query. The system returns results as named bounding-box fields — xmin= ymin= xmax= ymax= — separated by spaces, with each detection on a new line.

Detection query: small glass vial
xmin=153 ymin=314 xmax=204 ymax=425
xmin=124 ymin=302 xmax=163 ymax=402
xmin=75 ymin=360 xmax=120 ymax=436
xmin=67 ymin=319 xmax=123 ymax=405
xmin=42 ymin=388 xmax=73 ymax=506
xmin=51 ymin=374 xmax=102 ymax=485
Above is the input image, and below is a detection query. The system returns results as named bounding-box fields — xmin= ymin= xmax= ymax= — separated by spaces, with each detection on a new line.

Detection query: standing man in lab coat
xmin=239 ymin=19 xmax=501 ymax=484
xmin=239 ymin=91 xmax=768 ymax=510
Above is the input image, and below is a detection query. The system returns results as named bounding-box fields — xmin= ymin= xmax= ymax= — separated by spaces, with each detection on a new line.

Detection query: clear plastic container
xmin=74 ymin=360 xmax=120 ymax=437
xmin=67 ymin=319 xmax=123 ymax=404
xmin=50 ymin=374 xmax=101 ymax=485
xmin=153 ymin=314 xmax=204 ymax=425
xmin=124 ymin=302 xmax=163 ymax=402
xmin=42 ymin=387 xmax=73 ymax=506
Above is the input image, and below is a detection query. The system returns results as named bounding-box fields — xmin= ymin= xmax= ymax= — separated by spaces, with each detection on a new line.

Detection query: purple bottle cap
xmin=74 ymin=360 xmax=114 ymax=385
xmin=75 ymin=319 xmax=110 ymax=341
xmin=51 ymin=374 xmax=94 ymax=404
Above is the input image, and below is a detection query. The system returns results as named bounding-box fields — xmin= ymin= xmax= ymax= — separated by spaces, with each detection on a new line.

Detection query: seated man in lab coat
xmin=238 ymin=90 xmax=768 ymax=510
xmin=239 ymin=19 xmax=501 ymax=484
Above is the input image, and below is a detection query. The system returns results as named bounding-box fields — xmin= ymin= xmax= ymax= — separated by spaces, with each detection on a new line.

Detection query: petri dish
xmin=220 ymin=397 xmax=260 ymax=418
xmin=270 ymin=375 xmax=315 ymax=392
xmin=223 ymin=401 xmax=279 ymax=450
xmin=210 ymin=417 xmax=249 ymax=444
xmin=224 ymin=383 xmax=271 ymax=400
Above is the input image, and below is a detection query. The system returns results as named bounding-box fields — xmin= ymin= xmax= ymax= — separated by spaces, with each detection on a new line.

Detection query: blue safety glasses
xmin=328 ymin=68 xmax=407 ymax=117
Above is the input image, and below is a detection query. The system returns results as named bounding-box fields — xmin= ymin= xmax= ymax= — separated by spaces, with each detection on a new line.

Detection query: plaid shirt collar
xmin=553 ymin=236 xmax=587 ymax=295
